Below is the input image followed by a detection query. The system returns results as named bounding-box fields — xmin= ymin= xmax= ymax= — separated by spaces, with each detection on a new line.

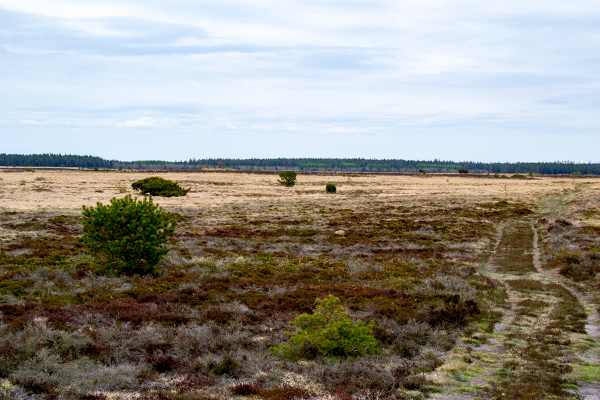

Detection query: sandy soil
xmin=1 ymin=168 xmax=595 ymax=213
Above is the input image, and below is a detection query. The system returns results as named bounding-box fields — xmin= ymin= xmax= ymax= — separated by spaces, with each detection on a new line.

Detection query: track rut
xmin=431 ymin=219 xmax=600 ymax=399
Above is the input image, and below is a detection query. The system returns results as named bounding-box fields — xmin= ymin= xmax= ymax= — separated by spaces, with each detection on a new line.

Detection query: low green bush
xmin=326 ymin=183 xmax=336 ymax=193
xmin=270 ymin=295 xmax=378 ymax=360
xmin=0 ymin=281 xmax=27 ymax=296
xmin=278 ymin=171 xmax=297 ymax=187
xmin=79 ymin=195 xmax=177 ymax=275
xmin=131 ymin=177 xmax=190 ymax=197
xmin=458 ymin=168 xmax=469 ymax=174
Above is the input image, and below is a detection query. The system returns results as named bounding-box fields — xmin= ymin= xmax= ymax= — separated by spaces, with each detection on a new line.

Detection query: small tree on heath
xmin=79 ymin=195 xmax=176 ymax=275
xmin=278 ymin=171 xmax=297 ymax=187
xmin=270 ymin=295 xmax=378 ymax=360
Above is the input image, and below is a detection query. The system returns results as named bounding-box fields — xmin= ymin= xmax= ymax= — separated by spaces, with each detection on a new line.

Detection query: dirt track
xmin=432 ymin=208 xmax=600 ymax=399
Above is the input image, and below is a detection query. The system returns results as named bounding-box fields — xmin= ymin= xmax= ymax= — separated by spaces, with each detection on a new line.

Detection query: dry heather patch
xmin=0 ymin=168 xmax=591 ymax=211
xmin=0 ymin=170 xmax=597 ymax=399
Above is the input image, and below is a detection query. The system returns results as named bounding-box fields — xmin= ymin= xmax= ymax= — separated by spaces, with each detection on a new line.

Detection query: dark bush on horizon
xmin=278 ymin=171 xmax=297 ymax=187
xmin=131 ymin=176 xmax=190 ymax=197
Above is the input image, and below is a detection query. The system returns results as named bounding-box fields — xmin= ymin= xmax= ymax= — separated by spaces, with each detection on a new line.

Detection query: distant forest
xmin=1 ymin=153 xmax=599 ymax=175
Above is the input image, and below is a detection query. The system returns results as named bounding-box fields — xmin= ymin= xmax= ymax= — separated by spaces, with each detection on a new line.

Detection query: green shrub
xmin=0 ymin=281 xmax=27 ymax=296
xmin=326 ymin=183 xmax=336 ymax=193
xmin=79 ymin=195 xmax=177 ymax=275
xmin=458 ymin=168 xmax=469 ymax=174
xmin=270 ymin=295 xmax=378 ymax=360
xmin=131 ymin=177 xmax=190 ymax=197
xmin=278 ymin=171 xmax=297 ymax=187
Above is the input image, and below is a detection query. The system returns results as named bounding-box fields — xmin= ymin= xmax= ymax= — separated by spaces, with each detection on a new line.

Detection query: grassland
xmin=0 ymin=169 xmax=599 ymax=399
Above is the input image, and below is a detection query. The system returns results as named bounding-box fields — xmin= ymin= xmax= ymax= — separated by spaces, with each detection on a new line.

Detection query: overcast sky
xmin=1 ymin=1 xmax=599 ymax=162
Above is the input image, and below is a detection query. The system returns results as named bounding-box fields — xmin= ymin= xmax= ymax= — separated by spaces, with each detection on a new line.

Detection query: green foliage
xmin=417 ymin=163 xmax=463 ymax=170
xmin=458 ymin=168 xmax=469 ymax=174
xmin=278 ymin=171 xmax=297 ymax=187
xmin=326 ymin=183 xmax=337 ymax=193
xmin=0 ymin=281 xmax=27 ymax=296
xmin=5 ymin=153 xmax=600 ymax=174
xmin=300 ymin=163 xmax=331 ymax=169
xmin=131 ymin=177 xmax=190 ymax=197
xmin=79 ymin=195 xmax=177 ymax=275
xmin=270 ymin=295 xmax=378 ymax=360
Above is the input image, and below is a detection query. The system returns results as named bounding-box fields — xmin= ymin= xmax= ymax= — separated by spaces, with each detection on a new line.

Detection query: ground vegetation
xmin=0 ymin=171 xmax=598 ymax=399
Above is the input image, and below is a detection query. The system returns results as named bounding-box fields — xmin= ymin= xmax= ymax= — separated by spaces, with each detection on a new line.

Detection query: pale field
xmin=0 ymin=168 xmax=596 ymax=214
xmin=1 ymin=168 xmax=599 ymax=398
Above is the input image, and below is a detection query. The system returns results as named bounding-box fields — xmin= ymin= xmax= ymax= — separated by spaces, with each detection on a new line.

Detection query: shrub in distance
xmin=131 ymin=177 xmax=190 ymax=197
xmin=278 ymin=171 xmax=297 ymax=187
xmin=271 ymin=295 xmax=378 ymax=360
xmin=79 ymin=195 xmax=177 ymax=275
xmin=326 ymin=183 xmax=337 ymax=193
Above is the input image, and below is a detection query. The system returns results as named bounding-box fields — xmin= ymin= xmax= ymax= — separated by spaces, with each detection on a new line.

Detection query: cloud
xmin=0 ymin=1 xmax=599 ymax=161
xmin=118 ymin=117 xmax=160 ymax=128
xmin=322 ymin=127 xmax=360 ymax=134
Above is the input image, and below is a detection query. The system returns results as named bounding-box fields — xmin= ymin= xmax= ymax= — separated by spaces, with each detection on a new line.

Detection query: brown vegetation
xmin=0 ymin=170 xmax=599 ymax=399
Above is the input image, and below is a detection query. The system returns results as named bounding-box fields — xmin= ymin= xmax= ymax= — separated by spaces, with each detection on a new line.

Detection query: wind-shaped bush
xmin=271 ymin=295 xmax=378 ymax=360
xmin=131 ymin=177 xmax=190 ymax=197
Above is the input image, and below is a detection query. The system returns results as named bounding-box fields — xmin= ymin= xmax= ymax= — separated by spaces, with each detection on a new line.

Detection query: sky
xmin=1 ymin=0 xmax=599 ymax=162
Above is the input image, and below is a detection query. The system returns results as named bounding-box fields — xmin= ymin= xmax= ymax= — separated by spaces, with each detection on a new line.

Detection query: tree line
xmin=0 ymin=153 xmax=114 ymax=169
xmin=1 ymin=153 xmax=598 ymax=175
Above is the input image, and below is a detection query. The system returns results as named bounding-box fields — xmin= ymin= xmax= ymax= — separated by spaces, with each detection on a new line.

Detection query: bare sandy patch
xmin=1 ymin=168 xmax=595 ymax=213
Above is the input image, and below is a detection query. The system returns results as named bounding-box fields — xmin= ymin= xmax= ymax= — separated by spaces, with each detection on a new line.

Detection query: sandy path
xmin=531 ymin=225 xmax=600 ymax=399
xmin=432 ymin=218 xmax=599 ymax=398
